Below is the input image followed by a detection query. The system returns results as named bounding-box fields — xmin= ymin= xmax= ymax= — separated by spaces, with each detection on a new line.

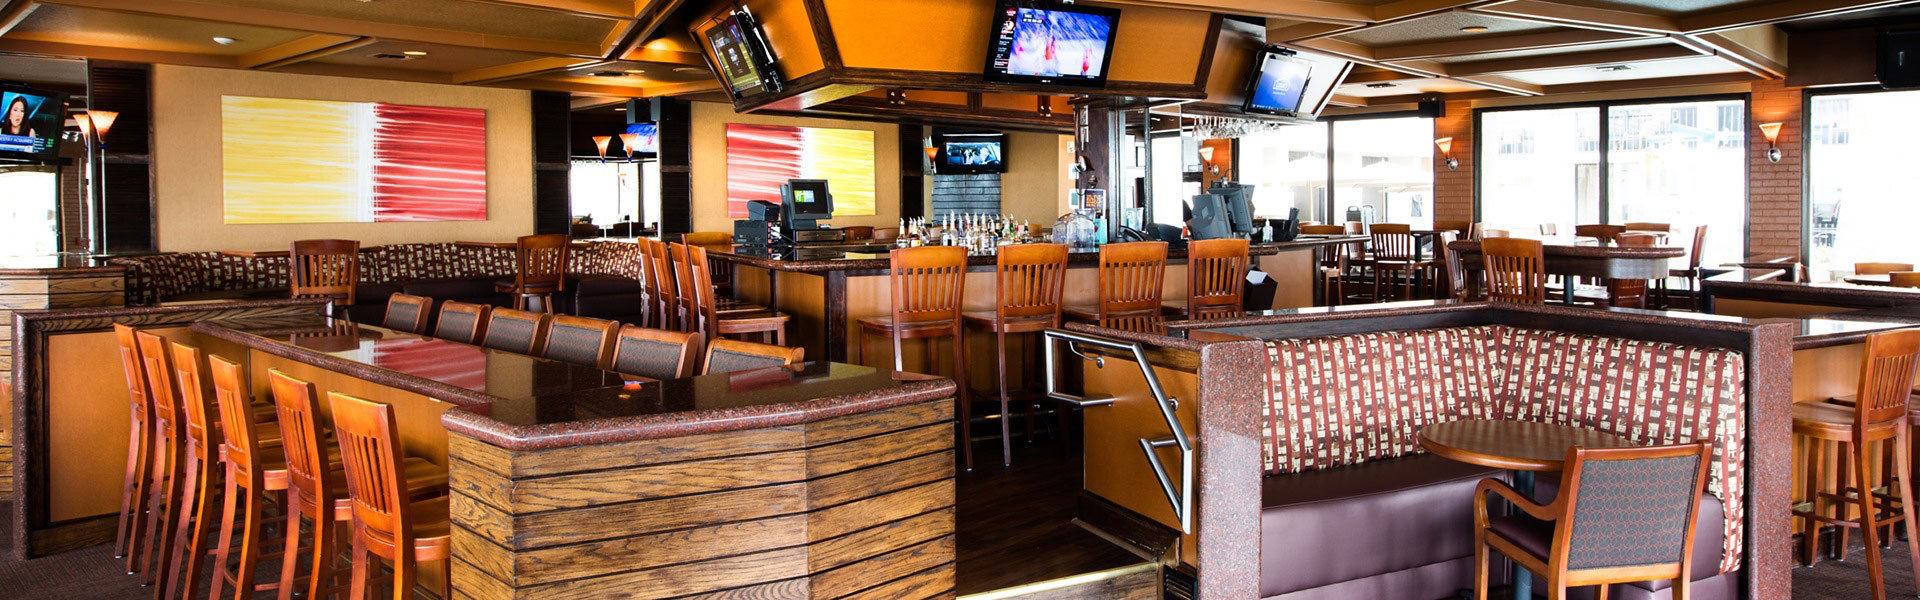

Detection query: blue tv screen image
xmin=0 ymin=90 xmax=61 ymax=159
xmin=986 ymin=4 xmax=1120 ymax=85
xmin=1246 ymin=51 xmax=1315 ymax=115
xmin=944 ymin=141 xmax=1003 ymax=167
xmin=624 ymin=122 xmax=658 ymax=154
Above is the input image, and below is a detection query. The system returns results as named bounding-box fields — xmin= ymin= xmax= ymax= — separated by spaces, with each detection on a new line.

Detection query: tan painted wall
xmin=151 ymin=64 xmax=533 ymax=252
xmin=690 ymin=101 xmax=903 ymax=233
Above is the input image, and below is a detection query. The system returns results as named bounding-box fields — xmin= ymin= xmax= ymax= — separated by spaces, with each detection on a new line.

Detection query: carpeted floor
xmin=1793 ymin=538 xmax=1918 ymax=599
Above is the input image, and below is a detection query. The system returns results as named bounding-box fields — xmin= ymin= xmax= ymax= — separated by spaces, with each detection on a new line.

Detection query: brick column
xmin=1434 ymin=100 xmax=1476 ymax=225
xmin=1749 ymin=81 xmax=1803 ymax=259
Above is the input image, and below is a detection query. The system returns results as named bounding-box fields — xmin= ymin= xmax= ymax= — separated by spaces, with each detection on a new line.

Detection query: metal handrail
xmin=1043 ymin=329 xmax=1194 ymax=533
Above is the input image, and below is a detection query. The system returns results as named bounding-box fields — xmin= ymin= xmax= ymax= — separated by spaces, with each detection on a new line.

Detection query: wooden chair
xmin=1370 ymin=224 xmax=1434 ymax=302
xmin=1481 ymin=237 xmax=1547 ymax=304
xmin=1604 ymin=233 xmax=1659 ymax=309
xmin=1301 ymin=225 xmax=1350 ymax=306
xmin=682 ymin=232 xmax=735 ymax=301
xmin=1623 ymin=222 xmax=1671 ymax=232
xmin=642 ymin=239 xmax=680 ymax=330
xmin=163 ymin=341 xmax=280 ymax=600
xmin=842 ymin=226 xmax=875 ymax=241
xmin=290 ymin=240 xmax=361 ymax=312
xmin=204 ymin=355 xmax=292 ymax=600
xmin=873 ymin=227 xmax=900 ymax=243
xmin=1473 ymin=441 xmax=1714 ymax=600
xmin=1433 ymin=219 xmax=1473 ymax=238
xmin=266 ymin=370 xmax=444 ymax=600
xmin=684 ymin=244 xmax=789 ymax=345
xmin=432 ymin=301 xmax=490 ymax=345
xmin=327 ymin=392 xmax=453 ymax=600
xmin=1892 ymin=272 xmax=1920 ymax=288
xmin=496 ymin=233 xmax=570 ymax=313
xmin=702 ymin=338 xmax=804 ymax=375
xmin=963 ymin=243 xmax=1068 ymax=467
xmin=857 ymin=246 xmax=976 ymax=468
xmin=481 ymin=308 xmax=550 ymax=355
xmin=134 ymin=330 xmax=188 ymax=588
xmin=1857 ymin=262 xmax=1917 ymax=276
xmin=112 ymin=324 xmax=156 ymax=573
xmin=1065 ymin=242 xmax=1169 ymax=332
xmin=1794 ymin=328 xmax=1920 ymax=599
xmin=1657 ymin=226 xmax=1708 ymax=310
xmin=540 ymin=315 xmax=619 ymax=370
xmin=1573 ymin=224 xmax=1625 ymax=245
xmin=1166 ymin=238 xmax=1249 ymax=318
xmin=610 ymin=327 xmax=702 ymax=380
xmin=381 ymin=293 xmax=431 ymax=334
xmin=1438 ymin=231 xmax=1468 ymax=301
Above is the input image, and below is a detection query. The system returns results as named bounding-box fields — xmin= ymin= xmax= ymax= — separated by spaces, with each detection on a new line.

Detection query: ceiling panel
xmin=179 ymin=0 xmax=620 ymax=43
xmin=309 ymin=40 xmax=552 ymax=73
xmin=0 ymin=54 xmax=87 ymax=86
xmin=1502 ymin=55 xmax=1744 ymax=85
xmin=11 ymin=5 xmax=310 ymax=55
xmin=1425 ymin=38 xmax=1676 ymax=64
xmin=1337 ymin=77 xmax=1487 ymax=97
xmin=534 ymin=60 xmax=716 ymax=89
xmin=1543 ymin=0 xmax=1775 ymax=18
xmin=1338 ymin=12 xmax=1558 ymax=47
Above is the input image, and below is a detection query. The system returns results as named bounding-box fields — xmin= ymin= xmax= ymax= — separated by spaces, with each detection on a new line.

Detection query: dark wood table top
xmin=1419 ymin=419 xmax=1633 ymax=472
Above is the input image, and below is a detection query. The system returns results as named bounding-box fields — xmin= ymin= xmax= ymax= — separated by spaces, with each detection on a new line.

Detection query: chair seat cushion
xmin=961 ymin=311 xmax=1056 ymax=333
xmin=1260 ymin=454 xmax=1506 ymax=597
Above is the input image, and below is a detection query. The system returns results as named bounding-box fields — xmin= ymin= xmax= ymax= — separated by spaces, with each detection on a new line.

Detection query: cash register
xmin=734 ymin=178 xmax=845 ymax=249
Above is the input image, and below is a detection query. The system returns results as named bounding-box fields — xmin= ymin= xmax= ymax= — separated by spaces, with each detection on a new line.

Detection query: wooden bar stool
xmin=1300 ymin=225 xmax=1351 ymax=306
xmin=857 ymin=245 xmax=975 ymax=469
xmin=963 ymin=243 xmax=1068 ymax=466
xmin=496 ymin=233 xmax=569 ymax=313
xmin=1657 ymin=226 xmax=1708 ymax=309
xmin=1165 ymin=238 xmax=1249 ymax=318
xmin=291 ymin=240 xmax=361 ymax=315
xmin=1437 ymin=231 xmax=1469 ymax=301
xmin=1369 ymin=224 xmax=1433 ymax=302
xmin=1481 ymin=237 xmax=1547 ymax=304
xmin=113 ymin=324 xmax=156 ymax=573
xmin=643 ymin=239 xmax=680 ymax=330
xmin=1065 ymin=241 xmax=1168 ymax=332
xmin=682 ymin=232 xmax=736 ymax=301
xmin=134 ymin=331 xmax=189 ymax=588
xmin=206 ymin=355 xmax=293 ymax=600
xmin=1793 ymin=328 xmax=1920 ymax=600
xmin=682 ymin=244 xmax=788 ymax=345
xmin=432 ymin=301 xmax=490 ymax=345
xmin=163 ymin=341 xmax=284 ymax=600
xmin=381 ymin=293 xmax=432 ymax=334
xmin=328 ymin=392 xmax=453 ymax=600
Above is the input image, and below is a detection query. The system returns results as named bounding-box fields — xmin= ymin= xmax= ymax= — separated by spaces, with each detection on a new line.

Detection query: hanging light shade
xmin=923 ymin=146 xmax=938 ymax=164
xmin=74 ymin=115 xmax=91 ymax=137
xmin=592 ymin=135 xmax=612 ymax=159
xmin=86 ymin=110 xmax=118 ymax=141
xmin=618 ymin=132 xmax=641 ymax=158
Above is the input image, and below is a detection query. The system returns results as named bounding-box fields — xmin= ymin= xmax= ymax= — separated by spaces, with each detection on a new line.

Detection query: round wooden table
xmin=1419 ymin=419 xmax=1633 ymax=599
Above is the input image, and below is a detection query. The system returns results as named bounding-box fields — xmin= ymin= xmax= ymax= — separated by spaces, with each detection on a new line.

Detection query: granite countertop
xmin=192 ymin=318 xmax=956 ymax=450
xmin=710 ymin=235 xmax=1368 ymax=273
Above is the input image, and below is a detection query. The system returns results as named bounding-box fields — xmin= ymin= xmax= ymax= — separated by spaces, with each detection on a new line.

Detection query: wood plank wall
xmin=447 ymin=398 xmax=957 ymax=599
xmin=0 ymin=269 xmax=126 ymax=494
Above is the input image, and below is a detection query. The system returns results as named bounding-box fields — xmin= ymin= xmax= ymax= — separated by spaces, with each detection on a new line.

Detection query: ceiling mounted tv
xmin=705 ymin=8 xmax=783 ymax=100
xmin=934 ymin=130 xmax=1007 ymax=174
xmin=0 ymin=84 xmax=66 ymax=164
xmin=983 ymin=1 xmax=1122 ymax=88
xmin=623 ymin=122 xmax=658 ymax=155
xmin=1243 ymin=46 xmax=1316 ymax=117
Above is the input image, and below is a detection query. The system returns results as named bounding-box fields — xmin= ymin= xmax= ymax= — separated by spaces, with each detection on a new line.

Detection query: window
xmin=1807 ymin=89 xmax=1920 ymax=280
xmin=0 ymin=166 xmax=59 ymax=256
xmin=1477 ymin=98 xmax=1747 ymax=266
xmin=1238 ymin=116 xmax=1432 ymax=227
xmin=569 ymin=160 xmax=643 ymax=229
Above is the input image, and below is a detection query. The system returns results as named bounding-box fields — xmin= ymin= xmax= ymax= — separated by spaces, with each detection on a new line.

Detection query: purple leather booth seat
xmin=570 ymin=275 xmax=648 ymax=325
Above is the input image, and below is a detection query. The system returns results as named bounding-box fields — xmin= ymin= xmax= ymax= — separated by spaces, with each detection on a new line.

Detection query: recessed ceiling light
xmin=1595 ymin=64 xmax=1632 ymax=72
xmin=672 ymin=67 xmax=706 ymax=74
xmin=212 ymin=37 xmax=237 ymax=45
xmin=370 ymin=53 xmax=413 ymax=60
xmin=402 ymin=50 xmax=429 ymax=57
xmin=1460 ymin=26 xmax=1489 ymax=33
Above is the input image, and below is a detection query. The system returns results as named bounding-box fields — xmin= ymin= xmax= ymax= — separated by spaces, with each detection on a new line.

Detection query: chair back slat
xmin=169 ymin=342 xmax=215 ymax=458
xmin=327 ymin=392 xmax=413 ymax=557
xmin=1300 ymin=225 xmax=1350 ymax=273
xmin=1481 ymin=237 xmax=1547 ymax=304
xmin=994 ymin=243 xmax=1069 ymax=322
xmin=482 ymin=308 xmax=550 ymax=355
xmin=703 ymin=339 xmax=804 ymax=375
xmin=646 ymin=239 xmax=679 ymax=329
xmin=1686 ymin=225 xmax=1708 ymax=271
xmin=208 ymin=355 xmax=261 ymax=477
xmin=1574 ymin=224 xmax=1625 ymax=245
xmin=1097 ymin=242 xmax=1167 ymax=318
xmin=1185 ymin=239 xmax=1249 ymax=316
xmin=1622 ymin=222 xmax=1671 ymax=232
xmin=433 ymin=301 xmax=491 ymax=345
xmin=1439 ymin=231 xmax=1467 ymax=301
xmin=115 ymin=324 xmax=150 ymax=425
xmin=889 ymin=246 xmax=969 ymax=326
xmin=542 ymin=315 xmax=619 ymax=369
xmin=290 ymin=239 xmax=361 ymax=305
xmin=1557 ymin=441 xmax=1712 ymax=572
xmin=513 ymin=234 xmax=570 ymax=292
xmin=670 ymin=243 xmax=702 ymax=334
xmin=612 ymin=327 xmax=702 ymax=380
xmin=136 ymin=331 xmax=182 ymax=431
xmin=1370 ymin=224 xmax=1418 ymax=262
xmin=382 ymin=293 xmax=432 ymax=334
xmin=687 ymin=245 xmax=722 ymax=339
xmin=268 ymin=370 xmax=332 ymax=509
xmin=1857 ymin=329 xmax=1920 ymax=426
xmin=1856 ymin=262 xmax=1917 ymax=276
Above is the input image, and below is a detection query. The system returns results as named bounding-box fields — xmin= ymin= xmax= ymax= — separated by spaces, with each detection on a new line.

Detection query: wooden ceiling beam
xmin=619 ymin=47 xmax=707 ymax=67
xmin=1343 ymin=65 xmax=1426 ymax=82
xmin=238 ymin=34 xmax=372 ymax=70
xmin=1452 ymin=73 xmax=1546 ymax=95
xmin=1372 ymin=29 xmax=1647 ymax=60
xmin=36 ymin=0 xmax=606 ymax=58
xmin=0 ymin=38 xmax=229 ymax=68
xmin=1538 ymin=71 xmax=1758 ymax=94
xmin=461 ymin=0 xmax=637 ymax=20
xmin=1469 ymin=0 xmax=1681 ymax=34
xmin=1677 ymin=0 xmax=1914 ymax=33
xmin=1444 ymin=42 xmax=1702 ymax=75
xmin=0 ymin=0 xmax=40 ymax=38
xmin=454 ymin=57 xmax=608 ymax=85
xmin=639 ymin=78 xmax=722 ymax=97
xmin=1267 ymin=22 xmax=1355 ymax=42
xmin=1327 ymin=94 xmax=1371 ymax=107
xmin=1673 ymin=26 xmax=1788 ymax=78
xmin=1093 ymin=0 xmax=1373 ymax=24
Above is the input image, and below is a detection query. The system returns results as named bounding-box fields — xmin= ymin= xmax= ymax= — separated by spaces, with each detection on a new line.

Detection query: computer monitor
xmin=1186 ymin=194 xmax=1232 ymax=241
xmin=1209 ymin=183 xmax=1255 ymax=234
xmin=779 ymin=179 xmax=834 ymax=229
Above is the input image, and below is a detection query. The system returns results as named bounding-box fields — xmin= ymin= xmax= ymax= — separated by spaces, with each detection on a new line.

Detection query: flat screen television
xmin=705 ymin=9 xmax=783 ymax=99
xmin=0 ymin=85 xmax=65 ymax=164
xmin=623 ymin=122 xmax=658 ymax=155
xmin=982 ymin=1 xmax=1122 ymax=88
xmin=1243 ymin=46 xmax=1315 ymax=117
xmin=934 ymin=130 xmax=1006 ymax=174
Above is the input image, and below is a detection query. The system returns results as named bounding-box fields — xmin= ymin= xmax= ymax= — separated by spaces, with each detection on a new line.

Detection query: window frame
xmin=1799 ymin=84 xmax=1887 ymax=272
xmin=1233 ymin=107 xmax=1437 ymax=223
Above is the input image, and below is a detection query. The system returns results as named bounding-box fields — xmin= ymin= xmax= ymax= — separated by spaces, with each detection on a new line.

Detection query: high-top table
xmin=1449 ymin=237 xmax=1684 ymax=303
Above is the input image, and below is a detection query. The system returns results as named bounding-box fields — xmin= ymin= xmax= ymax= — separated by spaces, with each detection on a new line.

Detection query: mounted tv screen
xmin=0 ymin=85 xmax=65 ymax=164
xmin=935 ymin=131 xmax=1006 ymax=174
xmin=983 ymin=2 xmax=1121 ymax=88
xmin=1244 ymin=47 xmax=1315 ymax=116
xmin=705 ymin=10 xmax=782 ymax=99
xmin=624 ymin=122 xmax=658 ymax=154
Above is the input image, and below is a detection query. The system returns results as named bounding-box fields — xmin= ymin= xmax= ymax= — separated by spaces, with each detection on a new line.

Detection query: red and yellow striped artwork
xmin=724 ymin=123 xmax=876 ymax=218
xmin=222 ymin=96 xmax=487 ymax=224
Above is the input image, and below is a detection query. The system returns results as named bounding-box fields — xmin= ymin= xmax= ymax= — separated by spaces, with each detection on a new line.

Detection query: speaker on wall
xmin=1878 ymin=29 xmax=1920 ymax=89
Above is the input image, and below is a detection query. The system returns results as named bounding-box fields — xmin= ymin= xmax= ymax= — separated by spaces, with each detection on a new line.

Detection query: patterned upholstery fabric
xmin=435 ymin=310 xmax=480 ymax=343
xmin=111 ymin=243 xmax=527 ymax=305
xmin=483 ymin=317 xmax=541 ymax=354
xmin=614 ymin=337 xmax=685 ymax=379
xmin=572 ymin=242 xmax=646 ymax=280
xmin=382 ymin=301 xmax=423 ymax=332
xmin=1566 ymin=454 xmax=1703 ymax=570
xmin=1261 ymin=325 xmax=1749 ymax=574
xmin=705 ymin=349 xmax=786 ymax=375
xmin=544 ymin=323 xmax=607 ymax=367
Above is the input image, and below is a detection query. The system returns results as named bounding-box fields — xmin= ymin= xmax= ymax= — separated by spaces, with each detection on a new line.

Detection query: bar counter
xmin=1703 ymin=267 xmax=1920 ymax=316
xmin=0 ymin=253 xmax=124 ymax=495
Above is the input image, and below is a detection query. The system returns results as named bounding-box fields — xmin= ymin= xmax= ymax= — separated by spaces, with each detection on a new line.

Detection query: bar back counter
xmin=1055 ymin=302 xmax=1793 ymax=599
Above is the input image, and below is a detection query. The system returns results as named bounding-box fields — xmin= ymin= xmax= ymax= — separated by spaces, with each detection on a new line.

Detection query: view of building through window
xmin=1238 ymin=116 xmax=1432 ymax=228
xmin=0 ymin=167 xmax=59 ymax=256
xmin=569 ymin=160 xmax=659 ymax=231
xmin=1807 ymin=89 xmax=1920 ymax=281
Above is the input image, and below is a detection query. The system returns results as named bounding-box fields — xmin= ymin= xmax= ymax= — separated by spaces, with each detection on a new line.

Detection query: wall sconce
xmin=592 ymin=135 xmax=612 ymax=162
xmin=1434 ymin=137 xmax=1458 ymax=171
xmin=1758 ymin=122 xmax=1783 ymax=163
xmin=618 ymin=132 xmax=640 ymax=161
xmin=923 ymin=146 xmax=939 ymax=174
xmin=1197 ymin=145 xmax=1219 ymax=175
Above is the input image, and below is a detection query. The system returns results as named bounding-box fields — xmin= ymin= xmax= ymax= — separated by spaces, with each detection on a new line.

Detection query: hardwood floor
xmin=955 ymin=433 xmax=1148 ymax=596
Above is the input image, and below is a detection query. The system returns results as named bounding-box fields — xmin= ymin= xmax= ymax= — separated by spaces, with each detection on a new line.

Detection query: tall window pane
xmin=1151 ymin=134 xmax=1191 ymax=227
xmin=1607 ymin=100 xmax=1746 ymax=265
xmin=1237 ymin=121 xmax=1328 ymax=223
xmin=569 ymin=160 xmax=640 ymax=228
xmin=1332 ymin=117 xmax=1434 ymax=228
xmin=1479 ymin=107 xmax=1600 ymax=234
xmin=0 ymin=166 xmax=59 ymax=256
xmin=1808 ymin=89 xmax=1920 ymax=281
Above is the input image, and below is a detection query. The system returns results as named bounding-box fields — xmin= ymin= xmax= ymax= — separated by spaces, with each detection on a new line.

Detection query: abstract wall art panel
xmin=222 ymin=96 xmax=487 ymax=224
xmin=724 ymin=123 xmax=876 ymax=217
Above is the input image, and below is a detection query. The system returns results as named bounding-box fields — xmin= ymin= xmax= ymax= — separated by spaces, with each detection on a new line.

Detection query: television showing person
xmin=3 ymin=95 xmax=38 ymax=139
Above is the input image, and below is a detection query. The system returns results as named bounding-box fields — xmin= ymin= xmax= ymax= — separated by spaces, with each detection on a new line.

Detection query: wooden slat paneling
xmin=504 ymin=425 xmax=801 ymax=478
